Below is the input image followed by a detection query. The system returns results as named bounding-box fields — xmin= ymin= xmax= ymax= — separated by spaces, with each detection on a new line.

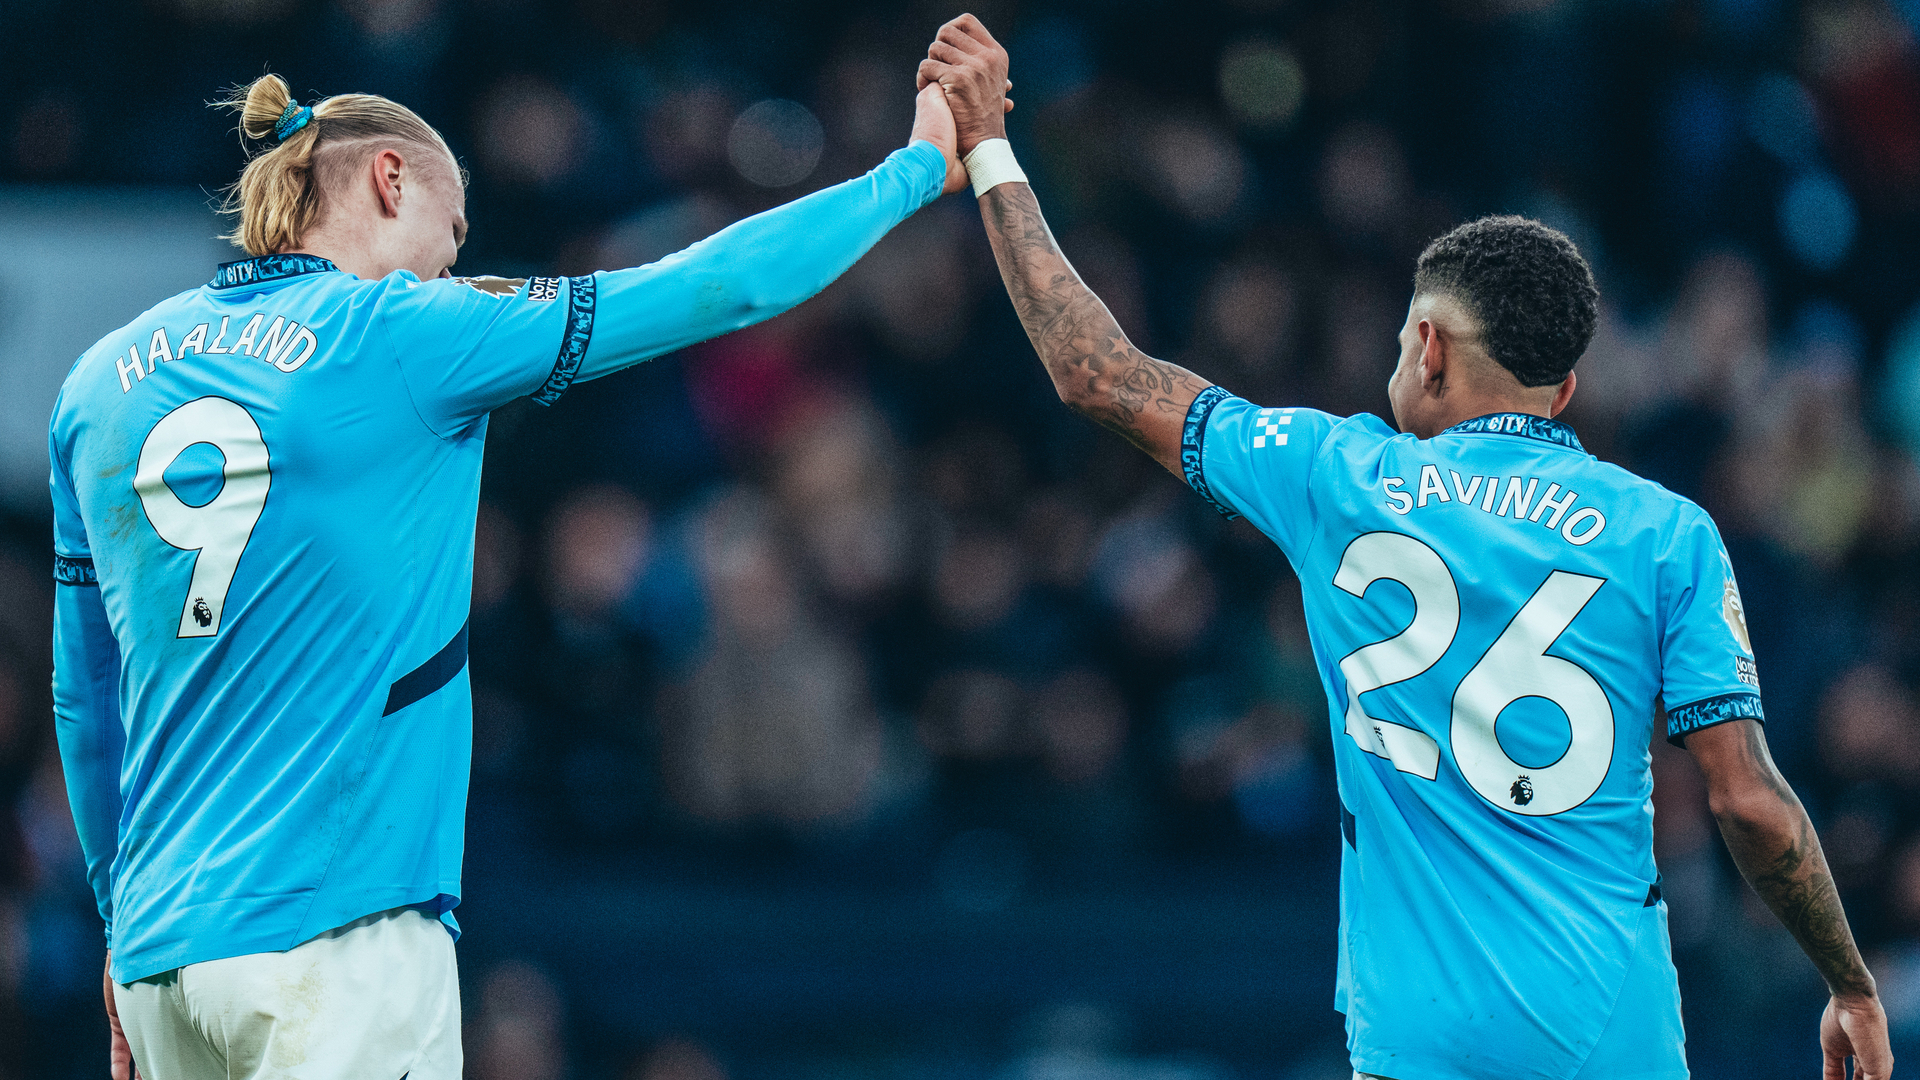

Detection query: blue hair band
xmin=273 ymin=102 xmax=313 ymax=141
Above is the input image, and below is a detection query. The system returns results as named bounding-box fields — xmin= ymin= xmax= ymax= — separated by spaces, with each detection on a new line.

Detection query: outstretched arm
xmin=920 ymin=15 xmax=1211 ymax=476
xmin=1685 ymin=718 xmax=1891 ymax=1080
xmin=575 ymin=84 xmax=968 ymax=382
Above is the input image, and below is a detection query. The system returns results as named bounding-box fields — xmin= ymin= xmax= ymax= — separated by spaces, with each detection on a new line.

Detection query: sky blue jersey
xmin=1182 ymin=391 xmax=1764 ymax=1080
xmin=51 ymin=141 xmax=945 ymax=983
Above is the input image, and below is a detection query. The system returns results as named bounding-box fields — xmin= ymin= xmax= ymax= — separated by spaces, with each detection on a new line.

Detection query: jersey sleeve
xmin=1657 ymin=506 xmax=1765 ymax=747
xmin=570 ymin=140 xmax=945 ymax=382
xmin=48 ymin=420 xmax=125 ymax=935
xmin=1181 ymin=388 xmax=1343 ymax=562
xmin=379 ymin=141 xmax=945 ymax=437
xmin=378 ymin=272 xmax=582 ymax=437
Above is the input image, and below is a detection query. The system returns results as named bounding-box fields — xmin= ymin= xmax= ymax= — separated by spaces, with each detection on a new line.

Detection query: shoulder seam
xmin=373 ymin=278 xmax=460 ymax=442
xmin=1294 ymin=410 xmax=1362 ymax=566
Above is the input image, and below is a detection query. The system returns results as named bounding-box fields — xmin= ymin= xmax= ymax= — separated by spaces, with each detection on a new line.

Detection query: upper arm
xmin=1179 ymin=390 xmax=1341 ymax=561
xmin=1658 ymin=509 xmax=1766 ymax=748
xmin=1683 ymin=717 xmax=1795 ymax=817
xmin=379 ymin=274 xmax=588 ymax=436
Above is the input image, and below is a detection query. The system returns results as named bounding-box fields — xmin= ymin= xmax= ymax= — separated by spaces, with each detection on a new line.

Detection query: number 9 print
xmin=133 ymin=398 xmax=272 ymax=638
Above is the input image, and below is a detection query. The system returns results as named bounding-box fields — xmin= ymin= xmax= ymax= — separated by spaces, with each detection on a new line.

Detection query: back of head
xmin=1414 ymin=215 xmax=1600 ymax=388
xmin=219 ymin=74 xmax=456 ymax=256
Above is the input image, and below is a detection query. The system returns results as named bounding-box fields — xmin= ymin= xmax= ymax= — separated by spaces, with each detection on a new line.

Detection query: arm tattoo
xmin=979 ymin=184 xmax=1210 ymax=468
xmin=1714 ymin=721 xmax=1875 ymax=998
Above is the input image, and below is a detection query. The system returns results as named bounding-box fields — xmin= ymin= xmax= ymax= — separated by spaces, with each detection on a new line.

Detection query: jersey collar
xmin=209 ymin=253 xmax=339 ymax=290
xmin=1442 ymin=412 xmax=1584 ymax=453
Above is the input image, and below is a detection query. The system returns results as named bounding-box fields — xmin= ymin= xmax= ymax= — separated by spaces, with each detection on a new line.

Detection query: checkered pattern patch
xmin=1253 ymin=407 xmax=1296 ymax=449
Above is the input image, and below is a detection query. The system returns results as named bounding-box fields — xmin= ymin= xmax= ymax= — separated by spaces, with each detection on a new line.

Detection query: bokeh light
xmin=476 ymin=77 xmax=586 ymax=190
xmin=727 ymin=99 xmax=825 ymax=188
xmin=1218 ymin=37 xmax=1306 ymax=132
xmin=1780 ymin=167 xmax=1858 ymax=271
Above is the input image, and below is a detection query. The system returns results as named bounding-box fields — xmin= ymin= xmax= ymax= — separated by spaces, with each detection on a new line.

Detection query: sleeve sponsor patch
xmin=525 ymin=276 xmax=562 ymax=302
xmin=453 ymin=276 xmax=527 ymax=297
xmin=1722 ymin=576 xmax=1752 ymax=652
xmin=1736 ymin=655 xmax=1760 ymax=688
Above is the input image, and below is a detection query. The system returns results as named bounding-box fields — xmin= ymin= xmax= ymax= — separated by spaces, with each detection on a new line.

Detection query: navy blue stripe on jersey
xmin=1443 ymin=411 xmax=1585 ymax=452
xmin=382 ymin=620 xmax=470 ymax=716
xmin=1665 ymin=690 xmax=1765 ymax=747
xmin=530 ymin=276 xmax=598 ymax=407
xmin=210 ymin=254 xmax=339 ymax=290
xmin=1181 ymin=385 xmax=1239 ymax=520
xmin=1341 ymin=802 xmax=1357 ymax=850
xmin=1644 ymin=879 xmax=1663 ymax=906
xmin=53 ymin=552 xmax=97 ymax=586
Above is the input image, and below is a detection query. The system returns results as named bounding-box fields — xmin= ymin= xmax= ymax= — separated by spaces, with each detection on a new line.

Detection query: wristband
xmin=962 ymin=138 xmax=1027 ymax=198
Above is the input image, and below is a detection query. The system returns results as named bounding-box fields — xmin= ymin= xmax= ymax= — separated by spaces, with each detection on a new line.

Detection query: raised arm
xmin=575 ymin=84 xmax=968 ymax=382
xmin=919 ymin=15 xmax=1212 ymax=476
xmin=977 ymin=184 xmax=1212 ymax=474
xmin=1684 ymin=718 xmax=1891 ymax=1079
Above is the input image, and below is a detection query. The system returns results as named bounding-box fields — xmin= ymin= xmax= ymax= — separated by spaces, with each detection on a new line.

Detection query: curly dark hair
xmin=1413 ymin=216 xmax=1599 ymax=388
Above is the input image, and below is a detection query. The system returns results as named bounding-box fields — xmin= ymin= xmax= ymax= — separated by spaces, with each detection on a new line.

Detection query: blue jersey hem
xmin=1181 ymin=386 xmax=1239 ymax=520
xmin=1666 ymin=691 xmax=1764 ymax=747
xmin=110 ymin=886 xmax=461 ymax=982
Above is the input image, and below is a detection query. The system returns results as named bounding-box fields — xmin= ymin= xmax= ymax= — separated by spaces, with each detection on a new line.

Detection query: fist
xmin=915 ymin=13 xmax=1014 ymax=155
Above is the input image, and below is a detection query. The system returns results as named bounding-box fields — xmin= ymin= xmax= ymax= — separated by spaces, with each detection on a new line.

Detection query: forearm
xmin=976 ymin=183 xmax=1210 ymax=471
xmin=52 ymin=583 xmax=125 ymax=934
xmin=1719 ymin=800 xmax=1871 ymax=995
xmin=574 ymin=140 xmax=947 ymax=381
xmin=1709 ymin=729 xmax=1873 ymax=997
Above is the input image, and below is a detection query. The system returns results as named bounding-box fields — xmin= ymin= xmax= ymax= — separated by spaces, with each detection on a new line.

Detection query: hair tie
xmin=273 ymin=102 xmax=314 ymax=141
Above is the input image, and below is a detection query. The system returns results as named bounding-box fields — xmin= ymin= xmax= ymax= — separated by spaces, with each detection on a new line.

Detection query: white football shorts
xmin=113 ymin=906 xmax=461 ymax=1080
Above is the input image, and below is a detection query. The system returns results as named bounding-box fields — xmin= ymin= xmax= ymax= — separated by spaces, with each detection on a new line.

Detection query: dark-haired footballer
xmin=920 ymin=13 xmax=1891 ymax=1080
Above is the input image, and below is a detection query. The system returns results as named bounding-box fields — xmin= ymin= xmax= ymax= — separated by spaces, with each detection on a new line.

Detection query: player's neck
xmin=1411 ymin=393 xmax=1557 ymax=440
xmin=281 ymin=219 xmax=403 ymax=283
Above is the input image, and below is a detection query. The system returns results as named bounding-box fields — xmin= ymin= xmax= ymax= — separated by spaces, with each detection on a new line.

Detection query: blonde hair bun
xmin=214 ymin=77 xmax=455 ymax=256
xmin=226 ymin=74 xmax=296 ymax=143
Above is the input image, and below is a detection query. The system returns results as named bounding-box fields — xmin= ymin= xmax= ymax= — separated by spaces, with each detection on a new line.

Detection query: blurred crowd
xmin=8 ymin=0 xmax=1920 ymax=1077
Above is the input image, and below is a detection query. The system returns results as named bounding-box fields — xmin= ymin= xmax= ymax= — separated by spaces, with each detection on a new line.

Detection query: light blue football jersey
xmin=1182 ymin=391 xmax=1763 ymax=1080
xmin=50 ymin=142 xmax=945 ymax=982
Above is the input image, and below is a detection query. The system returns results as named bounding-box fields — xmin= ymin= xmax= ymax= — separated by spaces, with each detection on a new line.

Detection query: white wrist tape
xmin=962 ymin=138 xmax=1027 ymax=198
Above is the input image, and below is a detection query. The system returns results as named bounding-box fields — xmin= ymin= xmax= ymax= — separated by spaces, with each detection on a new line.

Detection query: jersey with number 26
xmin=1182 ymin=390 xmax=1763 ymax=1079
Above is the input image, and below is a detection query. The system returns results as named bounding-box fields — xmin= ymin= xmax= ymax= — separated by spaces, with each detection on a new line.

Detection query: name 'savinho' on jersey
xmin=111 ymin=312 xmax=320 ymax=393
xmin=1381 ymin=463 xmax=1607 ymax=546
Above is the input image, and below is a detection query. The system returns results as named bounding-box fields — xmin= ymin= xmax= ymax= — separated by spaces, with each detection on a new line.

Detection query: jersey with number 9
xmin=49 ymin=255 xmax=594 ymax=982
xmin=1182 ymin=389 xmax=1761 ymax=1080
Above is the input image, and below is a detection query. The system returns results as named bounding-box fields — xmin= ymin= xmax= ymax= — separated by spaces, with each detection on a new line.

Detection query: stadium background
xmin=5 ymin=0 xmax=1920 ymax=1076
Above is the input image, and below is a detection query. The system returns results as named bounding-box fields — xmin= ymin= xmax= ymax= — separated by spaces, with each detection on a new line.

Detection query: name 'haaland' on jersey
xmin=1380 ymin=461 xmax=1608 ymax=546
xmin=111 ymin=312 xmax=320 ymax=393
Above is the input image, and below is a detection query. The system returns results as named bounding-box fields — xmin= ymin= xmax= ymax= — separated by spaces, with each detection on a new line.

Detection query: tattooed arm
xmin=917 ymin=13 xmax=1213 ymax=477
xmin=1685 ymin=718 xmax=1892 ymax=1079
xmin=977 ymin=184 xmax=1212 ymax=474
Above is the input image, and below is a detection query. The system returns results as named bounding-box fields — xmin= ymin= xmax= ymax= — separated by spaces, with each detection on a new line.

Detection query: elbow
xmin=1707 ymin=784 xmax=1794 ymax=837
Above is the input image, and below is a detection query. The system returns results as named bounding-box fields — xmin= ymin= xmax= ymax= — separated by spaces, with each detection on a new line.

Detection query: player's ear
xmin=372 ymin=149 xmax=405 ymax=218
xmin=1417 ymin=317 xmax=1447 ymax=391
xmin=1549 ymin=370 xmax=1577 ymax=417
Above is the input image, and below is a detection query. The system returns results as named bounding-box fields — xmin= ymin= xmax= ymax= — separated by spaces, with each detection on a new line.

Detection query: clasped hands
xmin=907 ymin=14 xmax=1016 ymax=196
